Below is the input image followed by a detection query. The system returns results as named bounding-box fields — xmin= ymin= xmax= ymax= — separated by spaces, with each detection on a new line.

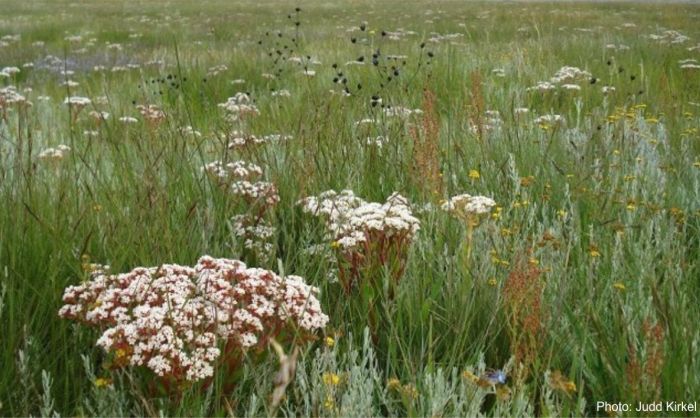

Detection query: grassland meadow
xmin=1 ymin=0 xmax=699 ymax=416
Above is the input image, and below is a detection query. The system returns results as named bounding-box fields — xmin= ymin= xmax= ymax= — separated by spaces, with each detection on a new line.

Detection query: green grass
xmin=1 ymin=0 xmax=699 ymax=416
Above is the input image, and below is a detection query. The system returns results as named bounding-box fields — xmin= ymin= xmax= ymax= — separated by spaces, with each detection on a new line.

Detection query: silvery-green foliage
xmin=337 ymin=329 xmax=384 ymax=417
xmin=420 ymin=368 xmax=458 ymax=417
xmin=491 ymin=386 xmax=534 ymax=418
xmin=80 ymin=355 xmax=130 ymax=417
xmin=39 ymin=370 xmax=60 ymax=418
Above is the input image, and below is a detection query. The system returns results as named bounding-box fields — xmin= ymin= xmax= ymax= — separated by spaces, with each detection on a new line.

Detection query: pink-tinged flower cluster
xmin=59 ymin=256 xmax=328 ymax=382
xmin=299 ymin=190 xmax=420 ymax=251
xmin=201 ymin=158 xmax=279 ymax=261
xmin=225 ymin=131 xmax=293 ymax=150
xmin=299 ymin=190 xmax=420 ymax=292
xmin=1 ymin=86 xmax=29 ymax=107
xmin=218 ymin=93 xmax=259 ymax=121
xmin=442 ymin=193 xmax=496 ymax=221
xmin=38 ymin=144 xmax=71 ymax=162
xmin=136 ymin=104 xmax=166 ymax=127
xmin=201 ymin=160 xmax=264 ymax=184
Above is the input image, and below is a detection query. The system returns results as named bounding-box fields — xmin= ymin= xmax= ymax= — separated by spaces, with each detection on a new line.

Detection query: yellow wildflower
xmin=462 ymin=370 xmax=479 ymax=383
xmin=589 ymin=245 xmax=601 ymax=258
xmin=387 ymin=378 xmax=402 ymax=390
xmin=322 ymin=372 xmax=341 ymax=386
xmin=94 ymin=377 xmax=112 ymax=388
xmin=469 ymin=169 xmax=480 ymax=180
xmin=324 ymin=336 xmax=335 ymax=348
xmin=491 ymin=206 xmax=503 ymax=220
xmin=401 ymin=384 xmax=419 ymax=400
xmin=520 ymin=176 xmax=535 ymax=187
xmin=613 ymin=282 xmax=626 ymax=291
xmin=548 ymin=370 xmax=577 ymax=395
xmin=323 ymin=395 xmax=335 ymax=411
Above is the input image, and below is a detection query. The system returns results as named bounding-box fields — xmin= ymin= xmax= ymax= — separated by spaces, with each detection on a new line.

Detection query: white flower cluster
xmin=218 ymin=93 xmax=259 ymax=121
xmin=64 ymin=96 xmax=91 ymax=107
xmin=0 ymin=66 xmax=20 ymax=78
xmin=442 ymin=194 xmax=496 ymax=219
xmin=88 ymin=110 xmax=110 ymax=122
xmin=136 ymin=104 xmax=166 ymax=125
xmin=202 ymin=158 xmax=279 ymax=258
xmin=119 ymin=116 xmax=139 ymax=124
xmin=366 ymin=135 xmax=390 ymax=148
xmin=299 ymin=190 xmax=420 ymax=251
xmin=0 ymin=34 xmax=21 ymax=48
xmin=0 ymin=86 xmax=29 ymax=109
xmin=534 ymin=114 xmax=565 ymax=125
xmin=271 ymin=89 xmax=291 ymax=97
xmin=469 ymin=110 xmax=503 ymax=134
xmin=231 ymin=215 xmax=276 ymax=254
xmin=231 ymin=180 xmax=280 ymax=207
xmin=201 ymin=160 xmax=263 ymax=183
xmin=527 ymin=81 xmax=556 ymax=92
xmin=383 ymin=106 xmax=423 ymax=118
xmin=179 ymin=125 xmax=202 ymax=137
xmin=58 ymin=255 xmax=328 ymax=382
xmin=561 ymin=84 xmax=581 ymax=91
xmin=428 ymin=32 xmax=464 ymax=43
xmin=38 ymin=144 xmax=71 ymax=162
xmin=207 ymin=64 xmax=228 ymax=77
xmin=528 ymin=66 xmax=591 ymax=92
xmin=549 ymin=66 xmax=592 ymax=84
xmin=679 ymin=59 xmax=700 ymax=70
xmin=226 ymin=131 xmax=293 ymax=149
xmin=648 ymin=30 xmax=690 ymax=45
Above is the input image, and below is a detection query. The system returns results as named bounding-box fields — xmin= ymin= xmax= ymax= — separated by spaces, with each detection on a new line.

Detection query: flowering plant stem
xmin=461 ymin=215 xmax=476 ymax=278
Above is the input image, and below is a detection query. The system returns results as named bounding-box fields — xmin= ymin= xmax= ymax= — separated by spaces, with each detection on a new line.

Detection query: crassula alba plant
xmin=299 ymin=190 xmax=420 ymax=343
xmin=442 ymin=193 xmax=496 ymax=271
xmin=59 ymin=256 xmax=328 ymax=390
